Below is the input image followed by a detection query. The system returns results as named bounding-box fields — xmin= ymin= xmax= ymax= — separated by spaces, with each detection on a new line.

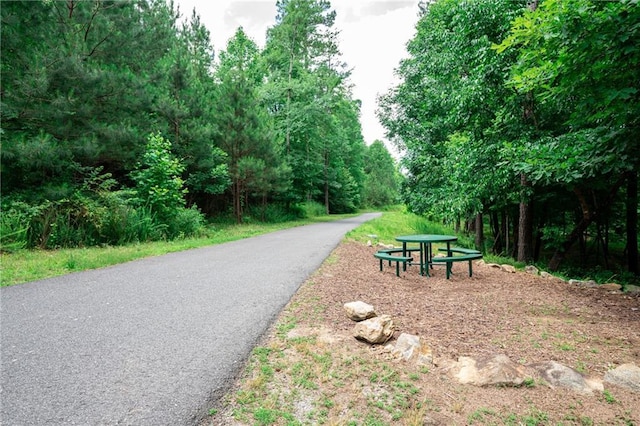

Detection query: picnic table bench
xmin=374 ymin=251 xmax=413 ymax=277
xmin=432 ymin=247 xmax=483 ymax=279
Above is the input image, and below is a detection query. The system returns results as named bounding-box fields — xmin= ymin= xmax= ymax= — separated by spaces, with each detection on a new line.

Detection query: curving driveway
xmin=1 ymin=213 xmax=381 ymax=425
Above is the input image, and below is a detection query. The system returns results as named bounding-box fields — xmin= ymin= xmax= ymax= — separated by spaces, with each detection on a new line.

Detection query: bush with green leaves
xmin=0 ymin=200 xmax=39 ymax=251
xmin=130 ymin=132 xmax=205 ymax=239
xmin=131 ymin=133 xmax=187 ymax=220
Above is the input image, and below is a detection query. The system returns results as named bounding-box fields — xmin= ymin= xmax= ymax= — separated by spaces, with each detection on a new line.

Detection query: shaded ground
xmin=208 ymin=241 xmax=640 ymax=425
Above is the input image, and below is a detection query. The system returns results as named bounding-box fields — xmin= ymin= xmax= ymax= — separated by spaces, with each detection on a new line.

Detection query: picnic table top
xmin=395 ymin=234 xmax=457 ymax=244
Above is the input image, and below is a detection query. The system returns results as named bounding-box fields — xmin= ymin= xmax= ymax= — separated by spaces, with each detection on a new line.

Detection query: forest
xmin=1 ymin=0 xmax=400 ymax=248
xmin=1 ymin=0 xmax=638 ymax=280
xmin=378 ymin=0 xmax=639 ymax=279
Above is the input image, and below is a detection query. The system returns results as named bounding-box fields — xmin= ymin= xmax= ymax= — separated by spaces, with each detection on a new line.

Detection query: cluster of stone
xmin=343 ymin=300 xmax=640 ymax=395
xmin=344 ymin=301 xmax=394 ymax=344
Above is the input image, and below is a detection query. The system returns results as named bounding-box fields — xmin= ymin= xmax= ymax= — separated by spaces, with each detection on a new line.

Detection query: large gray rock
xmin=353 ymin=314 xmax=394 ymax=344
xmin=528 ymin=361 xmax=603 ymax=394
xmin=604 ymin=363 xmax=640 ymax=392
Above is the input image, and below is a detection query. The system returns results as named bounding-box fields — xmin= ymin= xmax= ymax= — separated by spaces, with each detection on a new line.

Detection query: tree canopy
xmin=1 ymin=0 xmax=399 ymax=249
xmin=378 ymin=0 xmax=638 ymax=276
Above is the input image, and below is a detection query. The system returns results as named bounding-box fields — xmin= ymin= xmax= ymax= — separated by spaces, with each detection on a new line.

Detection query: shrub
xmin=245 ymin=203 xmax=301 ymax=223
xmin=130 ymin=132 xmax=187 ymax=222
xmin=167 ymin=206 xmax=205 ymax=239
xmin=301 ymin=201 xmax=327 ymax=218
xmin=0 ymin=200 xmax=35 ymax=251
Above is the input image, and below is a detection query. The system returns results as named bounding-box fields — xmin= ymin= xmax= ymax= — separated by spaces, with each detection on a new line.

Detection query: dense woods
xmin=1 ymin=0 xmax=399 ymax=249
xmin=378 ymin=0 xmax=639 ymax=277
xmin=2 ymin=0 xmax=638 ymax=280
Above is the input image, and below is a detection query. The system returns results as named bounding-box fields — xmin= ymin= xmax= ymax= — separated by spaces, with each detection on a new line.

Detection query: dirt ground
xmin=209 ymin=241 xmax=640 ymax=425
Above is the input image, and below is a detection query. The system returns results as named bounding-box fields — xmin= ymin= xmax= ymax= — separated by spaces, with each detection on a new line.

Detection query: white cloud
xmin=175 ymin=0 xmax=420 ymax=151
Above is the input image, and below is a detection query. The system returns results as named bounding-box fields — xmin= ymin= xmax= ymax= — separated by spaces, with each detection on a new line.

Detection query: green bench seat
xmin=431 ymin=253 xmax=483 ymax=279
xmin=378 ymin=246 xmax=419 ymax=257
xmin=374 ymin=251 xmax=413 ymax=277
xmin=438 ymin=247 xmax=481 ymax=255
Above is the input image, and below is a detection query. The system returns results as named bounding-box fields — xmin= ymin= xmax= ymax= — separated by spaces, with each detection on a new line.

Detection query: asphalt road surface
xmin=1 ymin=213 xmax=381 ymax=425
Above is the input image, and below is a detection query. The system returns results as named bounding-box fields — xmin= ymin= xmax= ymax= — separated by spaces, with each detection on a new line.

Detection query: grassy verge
xmin=1 ymin=214 xmax=357 ymax=287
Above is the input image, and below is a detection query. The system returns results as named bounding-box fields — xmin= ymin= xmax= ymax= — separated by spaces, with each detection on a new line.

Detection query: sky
xmin=173 ymin=0 xmax=420 ymax=153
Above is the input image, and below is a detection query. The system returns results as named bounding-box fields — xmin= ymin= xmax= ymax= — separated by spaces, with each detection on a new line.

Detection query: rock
xmin=625 ymin=285 xmax=640 ymax=294
xmin=501 ymin=265 xmax=516 ymax=273
xmin=367 ymin=240 xmax=372 ymax=247
xmin=353 ymin=314 xmax=394 ymax=344
xmin=569 ymin=279 xmax=598 ymax=288
xmin=344 ymin=301 xmax=376 ymax=321
xmin=390 ymin=333 xmax=433 ymax=366
xmin=486 ymin=263 xmax=501 ymax=269
xmin=525 ymin=265 xmax=539 ymax=275
xmin=448 ymin=354 xmax=529 ymax=387
xmin=604 ymin=363 xmax=640 ymax=392
xmin=527 ymin=361 xmax=603 ymax=394
xmin=599 ymin=283 xmax=622 ymax=291
xmin=540 ymin=271 xmax=553 ymax=278
xmin=377 ymin=242 xmax=394 ymax=249
xmin=391 ymin=333 xmax=420 ymax=360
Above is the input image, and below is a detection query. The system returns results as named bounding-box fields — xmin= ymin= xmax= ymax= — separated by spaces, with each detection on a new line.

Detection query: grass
xmin=0 ymin=214 xmax=357 ymax=287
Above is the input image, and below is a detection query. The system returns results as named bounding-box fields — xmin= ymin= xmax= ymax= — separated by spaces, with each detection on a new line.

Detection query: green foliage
xmin=363 ymin=141 xmax=400 ymax=208
xmin=379 ymin=0 xmax=525 ymax=220
xmin=262 ymin=0 xmax=365 ymax=214
xmin=377 ymin=0 xmax=639 ymax=274
xmin=301 ymin=201 xmax=329 ymax=218
xmin=244 ymin=203 xmax=303 ymax=223
xmin=129 ymin=132 xmax=206 ymax=239
xmin=131 ymin=133 xmax=188 ymax=220
xmin=1 ymin=176 xmax=142 ymax=250
xmin=1 ymin=0 xmax=367 ymax=248
xmin=0 ymin=201 xmax=41 ymax=252
xmin=167 ymin=206 xmax=205 ymax=239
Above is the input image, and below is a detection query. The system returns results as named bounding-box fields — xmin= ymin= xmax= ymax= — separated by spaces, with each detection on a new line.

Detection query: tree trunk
xmin=324 ymin=149 xmax=330 ymax=215
xmin=233 ymin=180 xmax=242 ymax=224
xmin=285 ymin=49 xmax=293 ymax=155
xmin=517 ymin=173 xmax=533 ymax=263
xmin=548 ymin=175 xmax=627 ymax=271
xmin=534 ymin=204 xmax=546 ymax=262
xmin=627 ymin=170 xmax=639 ymax=274
xmin=490 ymin=211 xmax=502 ymax=254
xmin=502 ymin=210 xmax=510 ymax=257
xmin=475 ymin=213 xmax=484 ymax=251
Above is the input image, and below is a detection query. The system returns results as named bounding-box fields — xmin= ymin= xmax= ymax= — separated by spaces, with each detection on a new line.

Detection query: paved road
xmin=1 ymin=213 xmax=381 ymax=425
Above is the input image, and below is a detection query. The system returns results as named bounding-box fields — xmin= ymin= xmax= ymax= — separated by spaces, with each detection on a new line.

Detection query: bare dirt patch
xmin=208 ymin=241 xmax=640 ymax=425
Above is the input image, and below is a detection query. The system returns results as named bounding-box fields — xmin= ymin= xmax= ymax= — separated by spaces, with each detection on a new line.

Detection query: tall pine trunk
xmin=627 ymin=170 xmax=639 ymax=274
